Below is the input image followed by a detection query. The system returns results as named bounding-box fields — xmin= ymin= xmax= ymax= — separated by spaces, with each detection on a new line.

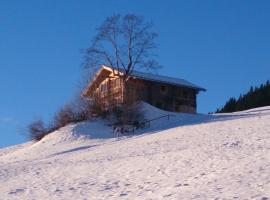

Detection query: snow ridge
xmin=0 ymin=103 xmax=270 ymax=199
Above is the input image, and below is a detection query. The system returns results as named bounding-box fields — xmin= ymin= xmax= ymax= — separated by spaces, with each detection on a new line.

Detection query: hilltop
xmin=0 ymin=103 xmax=269 ymax=199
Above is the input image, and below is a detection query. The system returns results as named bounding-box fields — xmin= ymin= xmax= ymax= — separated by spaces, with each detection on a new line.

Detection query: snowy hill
xmin=0 ymin=103 xmax=270 ymax=200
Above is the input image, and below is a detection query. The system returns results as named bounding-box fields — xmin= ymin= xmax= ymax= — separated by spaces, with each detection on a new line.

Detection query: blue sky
xmin=0 ymin=0 xmax=269 ymax=147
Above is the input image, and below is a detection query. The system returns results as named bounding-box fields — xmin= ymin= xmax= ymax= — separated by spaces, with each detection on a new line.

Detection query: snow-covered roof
xmin=131 ymin=70 xmax=206 ymax=91
xmin=110 ymin=66 xmax=206 ymax=91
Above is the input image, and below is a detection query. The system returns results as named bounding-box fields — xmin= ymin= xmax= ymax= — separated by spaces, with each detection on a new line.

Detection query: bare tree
xmin=27 ymin=119 xmax=48 ymax=141
xmin=84 ymin=14 xmax=160 ymax=82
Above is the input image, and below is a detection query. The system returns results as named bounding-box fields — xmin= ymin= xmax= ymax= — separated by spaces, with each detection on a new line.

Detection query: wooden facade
xmin=83 ymin=66 xmax=205 ymax=114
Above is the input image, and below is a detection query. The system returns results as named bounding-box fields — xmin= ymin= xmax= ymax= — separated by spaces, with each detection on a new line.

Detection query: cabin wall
xmin=85 ymin=73 xmax=198 ymax=113
xmin=126 ymin=78 xmax=197 ymax=113
xmin=88 ymin=72 xmax=124 ymax=110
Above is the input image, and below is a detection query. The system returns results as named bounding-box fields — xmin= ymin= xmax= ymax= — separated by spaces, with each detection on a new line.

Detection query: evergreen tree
xmin=216 ymin=80 xmax=270 ymax=113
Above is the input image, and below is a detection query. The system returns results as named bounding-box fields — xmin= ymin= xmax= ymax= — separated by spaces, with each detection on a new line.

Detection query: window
xmin=183 ymin=90 xmax=188 ymax=99
xmin=160 ymin=85 xmax=167 ymax=94
xmin=100 ymin=82 xmax=107 ymax=92
xmin=115 ymin=78 xmax=120 ymax=87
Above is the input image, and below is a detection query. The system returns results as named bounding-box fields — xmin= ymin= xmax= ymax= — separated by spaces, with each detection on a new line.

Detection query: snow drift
xmin=0 ymin=103 xmax=270 ymax=199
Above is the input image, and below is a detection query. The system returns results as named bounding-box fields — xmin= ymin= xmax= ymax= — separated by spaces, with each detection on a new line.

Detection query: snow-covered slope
xmin=0 ymin=104 xmax=270 ymax=200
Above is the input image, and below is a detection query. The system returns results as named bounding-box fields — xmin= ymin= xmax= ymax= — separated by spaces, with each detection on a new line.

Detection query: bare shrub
xmin=27 ymin=119 xmax=48 ymax=141
xmin=90 ymin=101 xmax=103 ymax=117
xmin=26 ymin=96 xmax=97 ymax=142
xmin=90 ymin=93 xmax=107 ymax=118
xmin=72 ymin=97 xmax=93 ymax=122
xmin=52 ymin=98 xmax=95 ymax=130
xmin=53 ymin=104 xmax=77 ymax=129
xmin=112 ymin=102 xmax=144 ymax=129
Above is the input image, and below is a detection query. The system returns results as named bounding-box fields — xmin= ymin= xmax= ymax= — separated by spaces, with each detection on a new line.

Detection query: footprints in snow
xmin=175 ymin=183 xmax=189 ymax=187
xmin=8 ymin=188 xmax=25 ymax=195
xmin=223 ymin=140 xmax=241 ymax=148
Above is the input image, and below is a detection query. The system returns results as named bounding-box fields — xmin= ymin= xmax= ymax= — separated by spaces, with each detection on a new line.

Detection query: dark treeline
xmin=216 ymin=80 xmax=270 ymax=113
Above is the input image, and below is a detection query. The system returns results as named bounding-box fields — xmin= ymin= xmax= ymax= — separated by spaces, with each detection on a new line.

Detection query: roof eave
xmin=82 ymin=65 xmax=110 ymax=96
xmin=129 ymin=74 xmax=206 ymax=92
xmin=198 ymin=88 xmax=207 ymax=92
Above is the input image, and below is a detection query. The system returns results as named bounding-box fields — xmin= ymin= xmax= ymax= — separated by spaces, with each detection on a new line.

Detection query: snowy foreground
xmin=0 ymin=104 xmax=270 ymax=200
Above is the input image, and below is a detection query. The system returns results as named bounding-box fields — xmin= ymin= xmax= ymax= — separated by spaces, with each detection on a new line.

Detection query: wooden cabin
xmin=83 ymin=65 xmax=206 ymax=113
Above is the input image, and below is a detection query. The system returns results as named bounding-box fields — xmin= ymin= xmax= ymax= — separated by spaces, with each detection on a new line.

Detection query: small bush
xmin=27 ymin=120 xmax=49 ymax=141
xmin=112 ymin=102 xmax=144 ymax=128
xmin=90 ymin=95 xmax=105 ymax=117
xmin=73 ymin=97 xmax=93 ymax=121
xmin=112 ymin=106 xmax=123 ymax=123
xmin=26 ymin=98 xmax=95 ymax=141
xmin=52 ymin=99 xmax=94 ymax=129
xmin=54 ymin=104 xmax=76 ymax=129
